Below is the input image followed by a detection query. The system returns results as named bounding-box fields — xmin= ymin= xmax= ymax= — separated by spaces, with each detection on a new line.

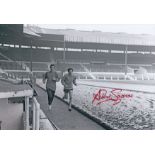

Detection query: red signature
xmin=92 ymin=88 xmax=133 ymax=106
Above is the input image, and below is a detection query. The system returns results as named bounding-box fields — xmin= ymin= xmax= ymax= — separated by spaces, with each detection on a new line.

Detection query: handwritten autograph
xmin=92 ymin=88 xmax=133 ymax=106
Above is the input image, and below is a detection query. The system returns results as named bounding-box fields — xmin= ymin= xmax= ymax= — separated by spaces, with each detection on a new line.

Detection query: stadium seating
xmin=0 ymin=48 xmax=52 ymax=62
xmin=57 ymin=63 xmax=85 ymax=72
xmin=1 ymin=47 xmax=155 ymax=65
xmin=0 ymin=61 xmax=24 ymax=70
xmin=11 ymin=72 xmax=30 ymax=79
xmin=64 ymin=51 xmax=125 ymax=64
xmin=59 ymin=51 xmax=155 ymax=65
xmin=1 ymin=47 xmax=155 ymax=77
xmin=25 ymin=62 xmax=49 ymax=71
xmin=0 ymin=55 xmax=7 ymax=60
xmin=90 ymin=64 xmax=124 ymax=72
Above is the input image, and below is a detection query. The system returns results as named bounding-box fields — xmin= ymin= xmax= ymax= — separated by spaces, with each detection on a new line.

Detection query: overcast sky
xmin=37 ymin=24 xmax=155 ymax=35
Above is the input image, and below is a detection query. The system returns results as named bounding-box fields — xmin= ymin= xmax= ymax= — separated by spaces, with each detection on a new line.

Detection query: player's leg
xmin=50 ymin=90 xmax=55 ymax=104
xmin=68 ymin=90 xmax=73 ymax=111
xmin=46 ymin=88 xmax=51 ymax=105
xmin=47 ymin=89 xmax=55 ymax=110
xmin=63 ymin=89 xmax=68 ymax=100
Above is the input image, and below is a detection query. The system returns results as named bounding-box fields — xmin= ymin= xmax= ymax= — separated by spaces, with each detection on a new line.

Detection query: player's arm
xmin=61 ymin=75 xmax=66 ymax=86
xmin=55 ymin=72 xmax=60 ymax=82
xmin=73 ymin=76 xmax=77 ymax=86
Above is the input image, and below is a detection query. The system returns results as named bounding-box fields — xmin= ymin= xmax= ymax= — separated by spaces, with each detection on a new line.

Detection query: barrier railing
xmin=0 ymin=121 xmax=2 ymax=130
xmin=32 ymin=97 xmax=40 ymax=130
xmin=0 ymin=86 xmax=33 ymax=130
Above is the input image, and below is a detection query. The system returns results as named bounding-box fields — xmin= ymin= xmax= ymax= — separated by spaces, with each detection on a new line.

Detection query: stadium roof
xmin=0 ymin=24 xmax=40 ymax=42
xmin=30 ymin=26 xmax=155 ymax=46
xmin=0 ymin=25 xmax=64 ymax=47
xmin=23 ymin=28 xmax=40 ymax=37
xmin=0 ymin=24 xmax=39 ymax=38
xmin=1 ymin=25 xmax=155 ymax=52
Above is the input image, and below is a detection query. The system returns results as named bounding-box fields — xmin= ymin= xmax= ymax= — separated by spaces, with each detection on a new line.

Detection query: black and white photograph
xmin=0 ymin=24 xmax=155 ymax=130
xmin=1 ymin=1 xmax=155 ymax=155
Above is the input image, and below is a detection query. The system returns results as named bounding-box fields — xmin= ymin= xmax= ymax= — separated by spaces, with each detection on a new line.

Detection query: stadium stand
xmin=57 ymin=62 xmax=85 ymax=72
xmin=1 ymin=25 xmax=155 ymax=81
xmin=1 ymin=46 xmax=155 ymax=75
xmin=0 ymin=48 xmax=52 ymax=62
xmin=25 ymin=62 xmax=49 ymax=71
xmin=0 ymin=55 xmax=7 ymax=60
xmin=0 ymin=60 xmax=24 ymax=70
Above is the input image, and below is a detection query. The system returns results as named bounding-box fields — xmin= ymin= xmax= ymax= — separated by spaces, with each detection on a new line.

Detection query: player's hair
xmin=50 ymin=64 xmax=55 ymax=68
xmin=68 ymin=68 xmax=73 ymax=72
